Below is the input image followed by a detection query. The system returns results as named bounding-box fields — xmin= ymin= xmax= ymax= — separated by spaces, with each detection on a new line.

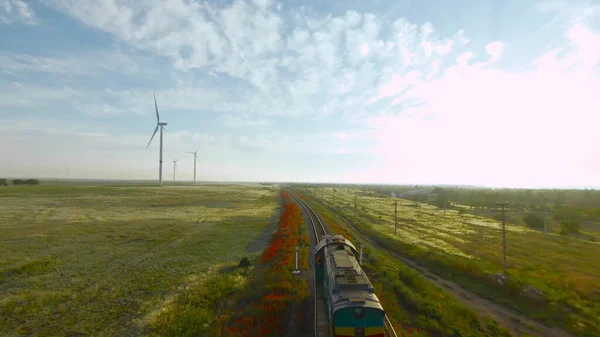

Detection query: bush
xmin=559 ymin=219 xmax=580 ymax=235
xmin=238 ymin=257 xmax=251 ymax=268
xmin=10 ymin=179 xmax=39 ymax=185
xmin=523 ymin=212 xmax=544 ymax=229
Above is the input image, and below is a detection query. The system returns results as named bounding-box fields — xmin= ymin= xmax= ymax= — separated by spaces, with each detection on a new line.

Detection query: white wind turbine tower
xmin=146 ymin=92 xmax=168 ymax=186
xmin=189 ymin=149 xmax=199 ymax=185
xmin=172 ymin=159 xmax=178 ymax=181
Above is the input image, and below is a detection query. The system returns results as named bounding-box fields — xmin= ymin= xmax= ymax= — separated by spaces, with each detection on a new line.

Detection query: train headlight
xmin=354 ymin=307 xmax=364 ymax=318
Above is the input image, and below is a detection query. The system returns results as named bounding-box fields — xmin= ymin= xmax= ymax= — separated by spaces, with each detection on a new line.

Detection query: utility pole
xmin=354 ymin=191 xmax=357 ymax=216
xmin=333 ymin=189 xmax=336 ymax=207
xmin=443 ymin=195 xmax=447 ymax=215
xmin=394 ymin=198 xmax=398 ymax=235
xmin=497 ymin=202 xmax=508 ymax=274
xmin=543 ymin=198 xmax=548 ymax=234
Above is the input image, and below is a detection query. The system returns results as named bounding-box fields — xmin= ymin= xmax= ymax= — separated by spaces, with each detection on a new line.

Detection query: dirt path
xmin=305 ymin=195 xmax=576 ymax=337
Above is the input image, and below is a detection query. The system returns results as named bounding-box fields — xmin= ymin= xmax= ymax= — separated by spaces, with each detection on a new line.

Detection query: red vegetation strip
xmin=219 ymin=190 xmax=309 ymax=336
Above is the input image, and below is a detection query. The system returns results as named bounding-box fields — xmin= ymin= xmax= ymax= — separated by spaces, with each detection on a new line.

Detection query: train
xmin=315 ymin=234 xmax=386 ymax=337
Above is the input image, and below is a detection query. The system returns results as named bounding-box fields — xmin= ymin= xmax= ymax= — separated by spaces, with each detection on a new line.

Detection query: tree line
xmin=0 ymin=179 xmax=40 ymax=186
xmin=361 ymin=185 xmax=600 ymax=237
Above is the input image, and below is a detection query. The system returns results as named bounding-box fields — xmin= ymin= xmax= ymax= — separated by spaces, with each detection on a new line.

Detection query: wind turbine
xmin=146 ymin=92 xmax=167 ymax=186
xmin=189 ymin=149 xmax=199 ymax=185
xmin=172 ymin=159 xmax=178 ymax=181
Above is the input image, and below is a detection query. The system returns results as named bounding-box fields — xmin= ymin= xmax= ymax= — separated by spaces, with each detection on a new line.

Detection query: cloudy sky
xmin=1 ymin=0 xmax=599 ymax=188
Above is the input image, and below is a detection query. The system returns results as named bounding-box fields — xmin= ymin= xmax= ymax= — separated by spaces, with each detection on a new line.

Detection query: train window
xmin=336 ymin=245 xmax=344 ymax=250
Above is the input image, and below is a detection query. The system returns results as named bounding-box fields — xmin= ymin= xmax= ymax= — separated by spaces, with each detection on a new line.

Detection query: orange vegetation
xmin=216 ymin=191 xmax=309 ymax=336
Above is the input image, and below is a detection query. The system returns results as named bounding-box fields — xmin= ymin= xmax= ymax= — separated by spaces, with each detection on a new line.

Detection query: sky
xmin=1 ymin=0 xmax=599 ymax=188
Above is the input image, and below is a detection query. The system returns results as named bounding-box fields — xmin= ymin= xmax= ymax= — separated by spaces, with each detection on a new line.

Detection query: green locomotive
xmin=315 ymin=234 xmax=386 ymax=337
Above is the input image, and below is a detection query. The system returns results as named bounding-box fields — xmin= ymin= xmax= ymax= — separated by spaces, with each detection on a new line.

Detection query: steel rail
xmin=293 ymin=192 xmax=327 ymax=239
xmin=290 ymin=189 xmax=398 ymax=337
xmin=289 ymin=190 xmax=323 ymax=337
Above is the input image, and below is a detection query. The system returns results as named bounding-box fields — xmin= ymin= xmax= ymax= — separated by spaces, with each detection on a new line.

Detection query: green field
xmin=0 ymin=184 xmax=279 ymax=336
xmin=301 ymin=196 xmax=512 ymax=337
xmin=306 ymin=187 xmax=600 ymax=337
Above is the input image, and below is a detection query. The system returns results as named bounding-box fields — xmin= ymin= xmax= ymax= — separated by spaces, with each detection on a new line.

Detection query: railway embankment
xmin=211 ymin=190 xmax=311 ymax=336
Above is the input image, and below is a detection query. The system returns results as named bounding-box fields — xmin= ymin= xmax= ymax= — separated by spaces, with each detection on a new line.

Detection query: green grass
xmin=305 ymin=196 xmax=512 ymax=337
xmin=309 ymin=188 xmax=600 ymax=337
xmin=0 ymin=184 xmax=279 ymax=336
xmin=146 ymin=265 xmax=250 ymax=337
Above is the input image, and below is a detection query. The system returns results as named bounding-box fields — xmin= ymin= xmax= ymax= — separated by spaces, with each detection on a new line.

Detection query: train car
xmin=315 ymin=234 xmax=386 ymax=337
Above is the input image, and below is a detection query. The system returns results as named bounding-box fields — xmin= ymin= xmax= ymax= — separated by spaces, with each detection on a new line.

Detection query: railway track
xmin=291 ymin=191 xmax=398 ymax=337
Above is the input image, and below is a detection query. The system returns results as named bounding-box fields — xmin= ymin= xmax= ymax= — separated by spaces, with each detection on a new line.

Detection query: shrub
xmin=523 ymin=212 xmax=544 ymax=229
xmin=238 ymin=257 xmax=251 ymax=268
xmin=559 ymin=219 xmax=580 ymax=235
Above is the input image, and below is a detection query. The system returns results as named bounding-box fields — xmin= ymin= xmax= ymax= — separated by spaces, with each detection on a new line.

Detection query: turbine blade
xmin=146 ymin=125 xmax=159 ymax=149
xmin=154 ymin=91 xmax=160 ymax=122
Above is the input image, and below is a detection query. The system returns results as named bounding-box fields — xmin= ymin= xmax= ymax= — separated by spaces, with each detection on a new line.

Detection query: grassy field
xmin=0 ymin=184 xmax=279 ymax=336
xmin=306 ymin=187 xmax=600 ymax=337
xmin=299 ymin=193 xmax=512 ymax=337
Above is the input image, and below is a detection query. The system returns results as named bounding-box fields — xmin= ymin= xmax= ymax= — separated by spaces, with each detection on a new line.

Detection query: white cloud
xmin=426 ymin=60 xmax=442 ymax=79
xmin=456 ymin=51 xmax=474 ymax=67
xmin=344 ymin=22 xmax=600 ymax=188
xmin=0 ymin=82 xmax=84 ymax=108
xmin=454 ymin=29 xmax=469 ymax=46
xmin=0 ymin=50 xmax=157 ymax=78
xmin=0 ymin=81 xmax=264 ymax=117
xmin=39 ymin=1 xmax=471 ymax=123
xmin=0 ymin=0 xmax=36 ymax=24
xmin=360 ymin=43 xmax=370 ymax=56
xmin=335 ymin=132 xmax=351 ymax=141
xmin=219 ymin=115 xmax=272 ymax=127
xmin=368 ymin=70 xmax=422 ymax=104
xmin=566 ymin=23 xmax=600 ymax=72
xmin=252 ymin=0 xmax=273 ymax=11
xmin=485 ymin=41 xmax=504 ymax=63
xmin=435 ymin=40 xmax=454 ymax=55
xmin=5 ymin=1 xmax=598 ymax=186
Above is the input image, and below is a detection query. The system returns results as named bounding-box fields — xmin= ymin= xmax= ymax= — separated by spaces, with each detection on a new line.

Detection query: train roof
xmin=330 ymin=290 xmax=384 ymax=313
xmin=328 ymin=246 xmax=371 ymax=287
xmin=315 ymin=234 xmax=358 ymax=257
